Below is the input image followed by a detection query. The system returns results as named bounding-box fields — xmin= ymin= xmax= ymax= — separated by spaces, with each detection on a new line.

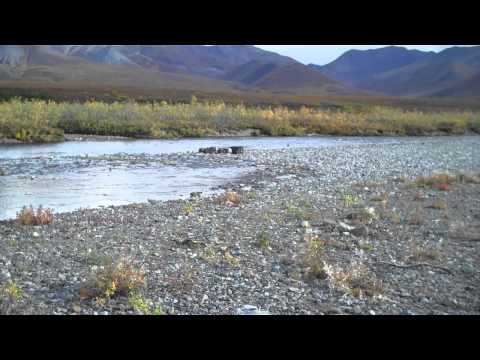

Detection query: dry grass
xmin=324 ymin=260 xmax=384 ymax=298
xmin=408 ymin=207 xmax=425 ymax=226
xmin=408 ymin=241 xmax=441 ymax=262
xmin=304 ymin=236 xmax=328 ymax=279
xmin=413 ymin=171 xmax=480 ymax=192
xmin=414 ymin=173 xmax=458 ymax=189
xmin=16 ymin=205 xmax=54 ymax=225
xmin=80 ymin=259 xmax=145 ymax=302
xmin=430 ymin=198 xmax=447 ymax=210
xmin=371 ymin=193 xmax=388 ymax=203
xmin=413 ymin=192 xmax=427 ymax=201
xmin=216 ymin=191 xmax=242 ymax=205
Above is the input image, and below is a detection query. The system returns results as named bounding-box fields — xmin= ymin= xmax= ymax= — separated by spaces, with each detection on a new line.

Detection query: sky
xmin=255 ymin=45 xmax=466 ymax=66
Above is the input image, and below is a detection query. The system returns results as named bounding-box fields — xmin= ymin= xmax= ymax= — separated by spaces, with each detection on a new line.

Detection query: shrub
xmin=81 ymin=259 xmax=145 ymax=302
xmin=1 ymin=99 xmax=479 ymax=143
xmin=304 ymin=236 xmax=328 ymax=279
xmin=216 ymin=191 xmax=242 ymax=205
xmin=414 ymin=173 xmax=457 ymax=188
xmin=323 ymin=260 xmax=384 ymax=298
xmin=409 ymin=241 xmax=440 ymax=262
xmin=16 ymin=205 xmax=54 ymax=225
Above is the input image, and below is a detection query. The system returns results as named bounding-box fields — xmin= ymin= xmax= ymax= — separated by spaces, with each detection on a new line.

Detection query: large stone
xmin=230 ymin=146 xmax=245 ymax=155
xmin=199 ymin=147 xmax=218 ymax=154
xmin=351 ymin=226 xmax=369 ymax=237
xmin=235 ymin=305 xmax=271 ymax=315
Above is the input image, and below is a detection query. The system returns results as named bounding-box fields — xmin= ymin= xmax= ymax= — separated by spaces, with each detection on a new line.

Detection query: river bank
xmin=1 ymin=136 xmax=480 ymax=315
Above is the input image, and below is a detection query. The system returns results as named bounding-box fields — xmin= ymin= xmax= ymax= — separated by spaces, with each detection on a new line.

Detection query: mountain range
xmin=0 ymin=45 xmax=478 ymax=100
xmin=310 ymin=46 xmax=480 ymax=97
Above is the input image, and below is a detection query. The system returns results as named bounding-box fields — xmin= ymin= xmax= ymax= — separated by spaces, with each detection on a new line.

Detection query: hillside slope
xmin=311 ymin=46 xmax=480 ymax=97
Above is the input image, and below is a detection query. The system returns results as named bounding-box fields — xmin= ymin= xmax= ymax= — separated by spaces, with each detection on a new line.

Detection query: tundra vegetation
xmin=0 ymin=98 xmax=479 ymax=143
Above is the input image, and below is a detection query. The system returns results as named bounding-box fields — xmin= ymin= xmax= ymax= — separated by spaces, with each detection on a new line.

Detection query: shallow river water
xmin=0 ymin=136 xmax=423 ymax=220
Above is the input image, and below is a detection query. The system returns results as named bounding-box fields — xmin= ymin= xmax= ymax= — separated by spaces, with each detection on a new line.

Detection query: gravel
xmin=1 ymin=135 xmax=479 ymax=315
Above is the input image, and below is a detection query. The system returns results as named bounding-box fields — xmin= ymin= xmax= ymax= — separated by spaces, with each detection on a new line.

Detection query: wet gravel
xmin=1 ymin=135 xmax=480 ymax=315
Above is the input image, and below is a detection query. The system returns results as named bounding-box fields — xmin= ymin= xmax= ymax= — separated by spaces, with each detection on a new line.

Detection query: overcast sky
xmin=255 ymin=45 xmax=469 ymax=65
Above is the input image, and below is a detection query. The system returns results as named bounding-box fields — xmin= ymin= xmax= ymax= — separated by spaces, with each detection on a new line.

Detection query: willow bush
xmin=0 ymin=98 xmax=479 ymax=143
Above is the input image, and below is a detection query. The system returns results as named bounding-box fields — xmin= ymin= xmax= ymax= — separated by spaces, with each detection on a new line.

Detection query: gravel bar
xmin=1 ymin=136 xmax=480 ymax=315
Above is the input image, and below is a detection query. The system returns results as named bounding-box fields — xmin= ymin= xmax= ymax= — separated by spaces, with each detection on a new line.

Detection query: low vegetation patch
xmin=304 ymin=236 xmax=328 ymax=279
xmin=16 ymin=205 xmax=54 ymax=225
xmin=257 ymin=231 xmax=271 ymax=250
xmin=408 ymin=207 xmax=425 ymax=226
xmin=285 ymin=200 xmax=315 ymax=221
xmin=1 ymin=98 xmax=479 ymax=143
xmin=342 ymin=194 xmax=360 ymax=207
xmin=80 ymin=259 xmax=145 ymax=303
xmin=429 ymin=198 xmax=447 ymax=210
xmin=323 ymin=260 xmax=384 ymax=298
xmin=216 ymin=191 xmax=242 ymax=205
xmin=128 ymin=294 xmax=164 ymax=315
xmin=409 ymin=241 xmax=441 ymax=262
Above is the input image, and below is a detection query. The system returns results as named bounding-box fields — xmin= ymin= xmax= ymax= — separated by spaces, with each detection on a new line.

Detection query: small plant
xmin=323 ymin=260 xmax=383 ymax=298
xmin=430 ymin=198 xmax=447 ymax=210
xmin=16 ymin=205 xmax=54 ymax=225
xmin=304 ymin=236 xmax=328 ymax=279
xmin=414 ymin=173 xmax=457 ymax=189
xmin=408 ymin=207 xmax=424 ymax=225
xmin=81 ymin=259 xmax=145 ymax=302
xmin=183 ymin=202 xmax=195 ymax=215
xmin=408 ymin=240 xmax=440 ymax=262
xmin=223 ymin=250 xmax=239 ymax=266
xmin=286 ymin=203 xmax=314 ymax=221
xmin=258 ymin=232 xmax=271 ymax=250
xmin=216 ymin=191 xmax=242 ymax=205
xmin=128 ymin=293 xmax=164 ymax=315
xmin=1 ymin=281 xmax=23 ymax=301
xmin=343 ymin=194 xmax=360 ymax=207
xmin=201 ymin=245 xmax=218 ymax=264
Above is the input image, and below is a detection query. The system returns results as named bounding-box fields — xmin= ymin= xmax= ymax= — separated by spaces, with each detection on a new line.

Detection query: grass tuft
xmin=16 ymin=205 xmax=54 ymax=225
xmin=81 ymin=259 xmax=145 ymax=302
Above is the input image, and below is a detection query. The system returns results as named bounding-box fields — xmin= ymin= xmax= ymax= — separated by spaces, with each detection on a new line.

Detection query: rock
xmin=338 ymin=221 xmax=355 ymax=232
xmin=353 ymin=305 xmax=362 ymax=315
xmin=217 ymin=148 xmax=232 ymax=154
xmin=231 ymin=147 xmax=245 ymax=155
xmin=0 ymin=168 xmax=6 ymax=176
xmin=190 ymin=192 xmax=202 ymax=199
xmin=301 ymin=221 xmax=311 ymax=228
xmin=199 ymin=147 xmax=218 ymax=154
xmin=72 ymin=305 xmax=82 ymax=313
xmin=32 ymin=232 xmax=40 ymax=238
xmin=351 ymin=226 xmax=368 ymax=237
xmin=235 ymin=305 xmax=270 ymax=315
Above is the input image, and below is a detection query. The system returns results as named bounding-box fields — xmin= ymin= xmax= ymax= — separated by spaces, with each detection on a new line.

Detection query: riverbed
xmin=0 ymin=135 xmax=421 ymax=220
